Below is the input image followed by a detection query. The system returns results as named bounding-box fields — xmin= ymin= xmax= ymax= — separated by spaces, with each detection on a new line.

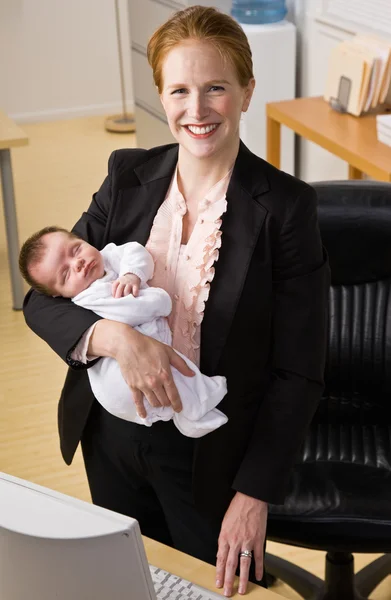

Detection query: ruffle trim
xmin=145 ymin=166 xmax=230 ymax=364
xmin=179 ymin=201 xmax=227 ymax=359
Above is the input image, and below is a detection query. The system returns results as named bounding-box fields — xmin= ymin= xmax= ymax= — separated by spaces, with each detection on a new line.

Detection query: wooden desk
xmin=144 ymin=537 xmax=282 ymax=599
xmin=0 ymin=110 xmax=29 ymax=310
xmin=266 ymin=96 xmax=391 ymax=182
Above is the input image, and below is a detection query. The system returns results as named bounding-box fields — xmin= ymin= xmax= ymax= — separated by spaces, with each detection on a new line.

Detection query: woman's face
xmin=159 ymin=40 xmax=255 ymax=161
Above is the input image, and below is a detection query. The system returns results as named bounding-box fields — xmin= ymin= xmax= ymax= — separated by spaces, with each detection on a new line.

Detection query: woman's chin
xmin=180 ymin=138 xmax=223 ymax=161
xmin=174 ymin=128 xmax=238 ymax=162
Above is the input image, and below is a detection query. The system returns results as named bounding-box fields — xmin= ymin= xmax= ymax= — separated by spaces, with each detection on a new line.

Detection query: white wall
xmin=0 ymin=0 xmax=296 ymax=126
xmin=0 ymin=0 xmax=134 ymax=123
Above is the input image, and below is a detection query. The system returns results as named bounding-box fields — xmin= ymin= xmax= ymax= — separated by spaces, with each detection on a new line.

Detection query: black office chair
xmin=265 ymin=181 xmax=391 ymax=600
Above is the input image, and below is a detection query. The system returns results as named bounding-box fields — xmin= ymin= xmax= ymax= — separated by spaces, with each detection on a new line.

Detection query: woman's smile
xmin=184 ymin=123 xmax=220 ymax=138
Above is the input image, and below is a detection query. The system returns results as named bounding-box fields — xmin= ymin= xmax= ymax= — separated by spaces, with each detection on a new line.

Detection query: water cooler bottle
xmin=233 ymin=0 xmax=296 ymax=175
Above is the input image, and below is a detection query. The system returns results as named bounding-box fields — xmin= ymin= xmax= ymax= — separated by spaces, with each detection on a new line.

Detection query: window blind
xmin=324 ymin=0 xmax=391 ymax=36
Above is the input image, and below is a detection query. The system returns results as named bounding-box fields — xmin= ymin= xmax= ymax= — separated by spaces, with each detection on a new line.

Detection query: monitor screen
xmin=0 ymin=472 xmax=156 ymax=600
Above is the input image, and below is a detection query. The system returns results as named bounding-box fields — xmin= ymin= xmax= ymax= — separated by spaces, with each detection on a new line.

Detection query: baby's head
xmin=19 ymin=226 xmax=104 ymax=298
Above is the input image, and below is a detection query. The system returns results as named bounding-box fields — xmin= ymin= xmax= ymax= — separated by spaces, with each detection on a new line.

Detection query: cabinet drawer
xmin=128 ymin=0 xmax=184 ymax=51
xmin=131 ymin=48 xmax=165 ymax=120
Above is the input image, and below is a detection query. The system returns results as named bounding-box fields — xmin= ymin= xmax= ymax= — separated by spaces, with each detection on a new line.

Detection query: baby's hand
xmin=112 ymin=273 xmax=141 ymax=298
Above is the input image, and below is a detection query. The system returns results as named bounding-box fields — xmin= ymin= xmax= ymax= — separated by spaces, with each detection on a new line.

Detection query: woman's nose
xmin=187 ymin=93 xmax=208 ymax=121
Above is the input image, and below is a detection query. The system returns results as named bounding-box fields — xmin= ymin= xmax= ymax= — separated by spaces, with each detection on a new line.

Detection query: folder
xmin=343 ymin=39 xmax=382 ymax=110
xmin=359 ymin=34 xmax=391 ymax=104
xmin=324 ymin=44 xmax=368 ymax=116
xmin=324 ymin=33 xmax=391 ymax=116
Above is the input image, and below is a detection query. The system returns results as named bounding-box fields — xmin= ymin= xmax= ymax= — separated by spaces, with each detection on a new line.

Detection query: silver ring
xmin=239 ymin=550 xmax=252 ymax=559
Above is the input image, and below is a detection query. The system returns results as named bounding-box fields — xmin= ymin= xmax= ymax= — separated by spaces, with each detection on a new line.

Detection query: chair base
xmin=265 ymin=552 xmax=391 ymax=600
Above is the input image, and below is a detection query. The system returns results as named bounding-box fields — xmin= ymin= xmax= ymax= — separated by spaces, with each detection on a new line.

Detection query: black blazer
xmin=23 ymin=142 xmax=330 ymax=519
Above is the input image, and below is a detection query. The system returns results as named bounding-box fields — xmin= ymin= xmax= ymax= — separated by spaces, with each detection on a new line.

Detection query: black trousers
xmin=81 ymin=401 xmax=266 ymax=586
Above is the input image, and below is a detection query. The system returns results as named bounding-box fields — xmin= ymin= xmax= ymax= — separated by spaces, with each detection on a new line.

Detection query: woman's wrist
xmin=88 ymin=319 xmax=139 ymax=359
xmin=235 ymin=491 xmax=268 ymax=510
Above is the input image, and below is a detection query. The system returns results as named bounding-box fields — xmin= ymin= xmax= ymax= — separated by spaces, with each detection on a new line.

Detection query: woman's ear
xmin=242 ymin=78 xmax=256 ymax=113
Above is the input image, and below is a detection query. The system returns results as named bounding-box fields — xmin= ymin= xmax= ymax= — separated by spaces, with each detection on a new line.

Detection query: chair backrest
xmin=313 ymin=181 xmax=391 ymax=407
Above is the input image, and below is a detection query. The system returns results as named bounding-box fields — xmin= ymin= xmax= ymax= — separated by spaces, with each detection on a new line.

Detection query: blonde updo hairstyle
xmin=147 ymin=5 xmax=254 ymax=94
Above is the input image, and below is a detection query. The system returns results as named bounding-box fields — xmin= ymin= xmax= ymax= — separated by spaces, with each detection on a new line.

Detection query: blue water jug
xmin=231 ymin=0 xmax=287 ymax=24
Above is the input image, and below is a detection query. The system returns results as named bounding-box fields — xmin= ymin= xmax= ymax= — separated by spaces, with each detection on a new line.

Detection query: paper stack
xmin=324 ymin=34 xmax=391 ymax=116
xmin=376 ymin=113 xmax=391 ymax=147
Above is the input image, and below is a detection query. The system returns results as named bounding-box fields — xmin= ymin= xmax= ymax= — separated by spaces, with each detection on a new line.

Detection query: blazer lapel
xmin=112 ymin=146 xmax=179 ymax=246
xmin=200 ymin=143 xmax=270 ymax=375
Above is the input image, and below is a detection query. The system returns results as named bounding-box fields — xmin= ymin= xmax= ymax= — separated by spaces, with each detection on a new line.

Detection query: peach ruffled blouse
xmin=146 ymin=166 xmax=232 ymax=367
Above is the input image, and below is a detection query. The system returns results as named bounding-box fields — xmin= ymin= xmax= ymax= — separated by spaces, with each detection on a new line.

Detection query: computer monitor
xmin=0 ymin=471 xmax=156 ymax=600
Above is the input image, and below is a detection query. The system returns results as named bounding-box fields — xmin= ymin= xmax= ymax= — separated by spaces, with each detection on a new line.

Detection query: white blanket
xmin=72 ymin=242 xmax=227 ymax=437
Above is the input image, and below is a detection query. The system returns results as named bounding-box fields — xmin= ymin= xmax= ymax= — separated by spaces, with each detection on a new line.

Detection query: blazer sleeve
xmin=232 ymin=185 xmax=330 ymax=504
xmin=23 ymin=151 xmax=118 ymax=368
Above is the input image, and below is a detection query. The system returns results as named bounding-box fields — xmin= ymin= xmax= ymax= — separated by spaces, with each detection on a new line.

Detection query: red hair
xmin=147 ymin=5 xmax=254 ymax=94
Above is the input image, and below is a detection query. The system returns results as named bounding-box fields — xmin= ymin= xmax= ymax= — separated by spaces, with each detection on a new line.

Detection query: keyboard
xmin=150 ymin=565 xmax=224 ymax=600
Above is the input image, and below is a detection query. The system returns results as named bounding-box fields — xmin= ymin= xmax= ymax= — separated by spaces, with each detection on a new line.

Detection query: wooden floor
xmin=0 ymin=116 xmax=389 ymax=599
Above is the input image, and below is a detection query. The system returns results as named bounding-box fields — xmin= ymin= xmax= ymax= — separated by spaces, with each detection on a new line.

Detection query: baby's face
xmin=29 ymin=232 xmax=104 ymax=298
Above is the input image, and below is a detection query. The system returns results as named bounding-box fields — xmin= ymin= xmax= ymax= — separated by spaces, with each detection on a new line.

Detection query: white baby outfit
xmin=72 ymin=241 xmax=228 ymax=437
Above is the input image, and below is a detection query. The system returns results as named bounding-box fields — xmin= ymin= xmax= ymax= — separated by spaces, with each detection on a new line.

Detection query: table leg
xmin=267 ymin=116 xmax=281 ymax=169
xmin=0 ymin=148 xmax=24 ymax=310
xmin=348 ymin=165 xmax=363 ymax=180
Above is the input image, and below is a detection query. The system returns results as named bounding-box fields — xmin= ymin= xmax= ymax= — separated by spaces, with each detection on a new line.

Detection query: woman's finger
xmin=163 ymin=376 xmax=182 ymax=413
xmin=215 ymin=540 xmax=229 ymax=589
xmin=153 ymin=385 xmax=171 ymax=408
xmin=253 ymin=541 xmax=264 ymax=582
xmin=238 ymin=549 xmax=252 ymax=595
xmin=169 ymin=348 xmax=195 ymax=377
xmin=131 ymin=388 xmax=147 ymax=418
xmin=143 ymin=389 xmax=161 ymax=409
xmin=223 ymin=547 xmax=239 ymax=597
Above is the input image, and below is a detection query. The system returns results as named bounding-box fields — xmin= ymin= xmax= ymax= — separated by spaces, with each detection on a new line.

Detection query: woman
xmin=23 ymin=5 xmax=330 ymax=597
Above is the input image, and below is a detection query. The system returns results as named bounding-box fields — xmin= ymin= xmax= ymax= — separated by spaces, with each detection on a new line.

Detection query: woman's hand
xmin=216 ymin=492 xmax=267 ymax=597
xmin=88 ymin=320 xmax=194 ymax=416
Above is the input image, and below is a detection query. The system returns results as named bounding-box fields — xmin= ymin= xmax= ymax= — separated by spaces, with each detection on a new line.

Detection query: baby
xmin=19 ymin=227 xmax=228 ymax=438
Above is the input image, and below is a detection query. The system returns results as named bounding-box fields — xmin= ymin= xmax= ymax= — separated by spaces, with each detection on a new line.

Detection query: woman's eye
xmin=172 ymin=88 xmax=187 ymax=95
xmin=209 ymin=86 xmax=224 ymax=92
